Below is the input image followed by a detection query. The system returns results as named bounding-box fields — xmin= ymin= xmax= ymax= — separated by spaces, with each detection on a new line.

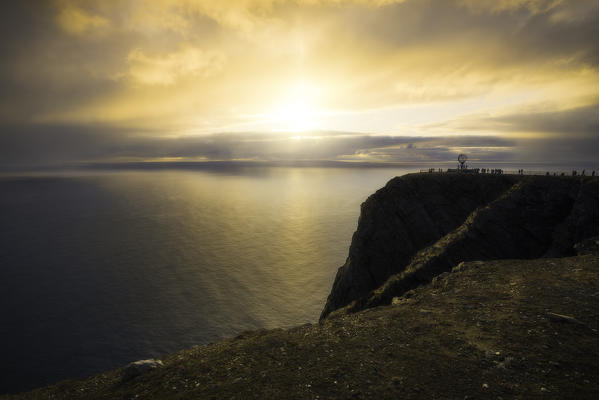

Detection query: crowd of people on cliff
xmin=425 ymin=168 xmax=596 ymax=176
xmin=572 ymin=170 xmax=595 ymax=176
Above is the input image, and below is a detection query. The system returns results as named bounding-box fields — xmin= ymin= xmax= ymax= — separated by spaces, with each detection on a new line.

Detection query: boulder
xmin=121 ymin=359 xmax=164 ymax=382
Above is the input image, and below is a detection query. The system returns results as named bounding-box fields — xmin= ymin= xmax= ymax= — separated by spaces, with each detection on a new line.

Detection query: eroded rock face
xmin=321 ymin=174 xmax=599 ymax=319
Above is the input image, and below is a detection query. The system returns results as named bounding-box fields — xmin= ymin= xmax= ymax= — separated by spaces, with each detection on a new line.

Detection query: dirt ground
xmin=7 ymin=254 xmax=599 ymax=399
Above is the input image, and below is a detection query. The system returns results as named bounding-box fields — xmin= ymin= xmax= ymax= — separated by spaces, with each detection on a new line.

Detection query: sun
xmin=272 ymin=99 xmax=318 ymax=132
xmin=268 ymin=81 xmax=322 ymax=132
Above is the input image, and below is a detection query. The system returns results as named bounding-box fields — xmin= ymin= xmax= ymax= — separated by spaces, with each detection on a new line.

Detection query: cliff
xmin=321 ymin=174 xmax=599 ymax=319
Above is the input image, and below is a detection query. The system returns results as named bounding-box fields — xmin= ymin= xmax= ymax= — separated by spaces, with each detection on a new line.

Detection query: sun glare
xmin=268 ymin=81 xmax=322 ymax=132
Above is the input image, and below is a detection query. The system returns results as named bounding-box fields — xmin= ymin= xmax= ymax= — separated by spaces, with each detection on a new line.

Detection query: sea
xmin=0 ymin=165 xmax=417 ymax=394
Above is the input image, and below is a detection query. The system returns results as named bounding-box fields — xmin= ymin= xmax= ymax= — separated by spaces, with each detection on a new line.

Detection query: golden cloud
xmin=53 ymin=0 xmax=406 ymax=34
xmin=4 ymin=0 xmax=596 ymax=139
xmin=125 ymin=46 xmax=226 ymax=86
xmin=56 ymin=4 xmax=110 ymax=34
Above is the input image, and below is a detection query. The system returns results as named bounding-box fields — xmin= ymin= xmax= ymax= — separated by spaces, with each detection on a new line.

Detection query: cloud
xmin=0 ymin=0 xmax=598 ymax=167
xmin=487 ymin=104 xmax=599 ymax=137
xmin=3 ymin=120 xmax=597 ymax=171
xmin=457 ymin=0 xmax=564 ymax=13
xmin=125 ymin=46 xmax=225 ymax=85
xmin=50 ymin=0 xmax=406 ymax=35
xmin=56 ymin=4 xmax=110 ymax=35
xmin=433 ymin=102 xmax=599 ymax=138
xmin=0 ymin=124 xmax=517 ymax=168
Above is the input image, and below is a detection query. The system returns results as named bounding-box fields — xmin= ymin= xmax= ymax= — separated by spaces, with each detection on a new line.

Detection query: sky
xmin=1 ymin=0 xmax=598 ymax=168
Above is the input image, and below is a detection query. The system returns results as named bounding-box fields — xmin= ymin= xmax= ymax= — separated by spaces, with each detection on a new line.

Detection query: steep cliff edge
xmin=322 ymin=174 xmax=599 ymax=319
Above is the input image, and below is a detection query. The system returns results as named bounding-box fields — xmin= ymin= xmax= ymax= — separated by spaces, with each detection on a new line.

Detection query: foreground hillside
xmin=9 ymin=253 xmax=599 ymax=399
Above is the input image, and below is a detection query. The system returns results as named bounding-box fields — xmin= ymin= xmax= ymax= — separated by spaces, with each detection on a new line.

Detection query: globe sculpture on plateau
xmin=458 ymin=154 xmax=468 ymax=170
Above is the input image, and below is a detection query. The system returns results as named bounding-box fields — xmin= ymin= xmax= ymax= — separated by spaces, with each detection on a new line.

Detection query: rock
xmin=546 ymin=312 xmax=585 ymax=325
xmin=574 ymin=236 xmax=599 ymax=255
xmin=121 ymin=359 xmax=164 ymax=382
xmin=432 ymin=272 xmax=450 ymax=286
xmin=485 ymin=350 xmax=501 ymax=359
xmin=390 ymin=376 xmax=403 ymax=386
xmin=496 ymin=356 xmax=515 ymax=369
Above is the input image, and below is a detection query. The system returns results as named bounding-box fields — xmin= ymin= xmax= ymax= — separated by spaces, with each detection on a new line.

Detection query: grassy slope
xmin=8 ymin=254 xmax=599 ymax=399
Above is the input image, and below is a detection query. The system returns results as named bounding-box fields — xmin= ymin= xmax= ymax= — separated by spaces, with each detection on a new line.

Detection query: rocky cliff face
xmin=321 ymin=174 xmax=599 ymax=319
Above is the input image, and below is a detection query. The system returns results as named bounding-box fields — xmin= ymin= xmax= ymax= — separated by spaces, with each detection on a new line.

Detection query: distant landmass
xmin=8 ymin=173 xmax=599 ymax=399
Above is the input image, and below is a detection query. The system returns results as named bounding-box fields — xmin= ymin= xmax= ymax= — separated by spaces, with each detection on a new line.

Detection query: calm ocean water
xmin=0 ymin=166 xmax=416 ymax=394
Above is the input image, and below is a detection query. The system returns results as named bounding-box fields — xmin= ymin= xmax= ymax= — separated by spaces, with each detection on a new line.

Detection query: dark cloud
xmin=0 ymin=2 xmax=124 ymax=121
xmin=349 ymin=0 xmax=599 ymax=68
xmin=2 ymin=121 xmax=597 ymax=171
xmin=445 ymin=103 xmax=599 ymax=138
xmin=515 ymin=136 xmax=599 ymax=165
xmin=490 ymin=104 xmax=599 ymax=137
xmin=518 ymin=4 xmax=599 ymax=67
xmin=0 ymin=123 xmax=516 ymax=169
xmin=0 ymin=123 xmax=139 ymax=168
